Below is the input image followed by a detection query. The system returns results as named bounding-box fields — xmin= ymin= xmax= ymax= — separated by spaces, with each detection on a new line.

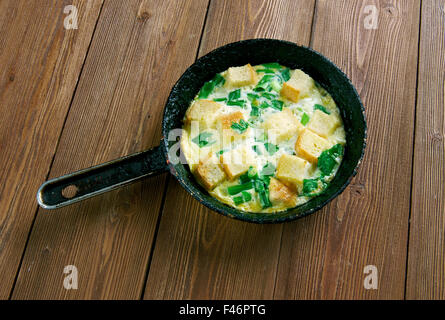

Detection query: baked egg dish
xmin=180 ymin=63 xmax=346 ymax=213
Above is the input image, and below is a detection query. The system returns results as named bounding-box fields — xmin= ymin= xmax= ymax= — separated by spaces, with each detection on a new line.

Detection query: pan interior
xmin=162 ymin=39 xmax=366 ymax=223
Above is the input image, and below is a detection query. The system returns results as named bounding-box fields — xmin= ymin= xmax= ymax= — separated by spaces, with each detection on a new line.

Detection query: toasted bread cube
xmin=280 ymin=69 xmax=314 ymax=102
xmin=269 ymin=177 xmax=298 ymax=206
xmin=263 ymin=108 xmax=302 ymax=143
xmin=218 ymin=111 xmax=251 ymax=147
xmin=295 ymin=129 xmax=331 ymax=163
xmin=307 ymin=109 xmax=341 ymax=138
xmin=219 ymin=111 xmax=245 ymax=129
xmin=225 ymin=64 xmax=257 ymax=88
xmin=185 ymin=100 xmax=223 ymax=129
xmin=195 ymin=155 xmax=226 ymax=190
xmin=276 ymin=154 xmax=311 ymax=189
xmin=220 ymin=145 xmax=256 ymax=180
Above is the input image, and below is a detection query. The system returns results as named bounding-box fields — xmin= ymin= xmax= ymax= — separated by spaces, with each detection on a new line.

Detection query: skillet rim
xmin=161 ymin=38 xmax=367 ymax=224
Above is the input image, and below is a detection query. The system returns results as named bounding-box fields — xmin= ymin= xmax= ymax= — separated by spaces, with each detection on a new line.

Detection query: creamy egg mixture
xmin=181 ymin=63 xmax=346 ymax=213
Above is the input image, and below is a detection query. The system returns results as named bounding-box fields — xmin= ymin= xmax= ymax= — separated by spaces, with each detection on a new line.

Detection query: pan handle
xmin=37 ymin=145 xmax=169 ymax=209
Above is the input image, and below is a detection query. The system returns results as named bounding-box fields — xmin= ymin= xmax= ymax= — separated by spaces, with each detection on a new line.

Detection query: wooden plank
xmin=11 ymin=0 xmax=209 ymax=299
xmin=143 ymin=0 xmax=316 ymax=299
xmin=0 ymin=0 xmax=103 ymax=299
xmin=274 ymin=0 xmax=420 ymax=299
xmin=406 ymin=0 xmax=445 ymax=299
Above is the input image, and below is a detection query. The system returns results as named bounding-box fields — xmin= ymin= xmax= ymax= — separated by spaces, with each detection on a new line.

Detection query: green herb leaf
xmin=301 ymin=113 xmax=310 ymax=125
xmin=262 ymin=92 xmax=278 ymax=100
xmin=280 ymin=68 xmax=291 ymax=81
xmin=262 ymin=62 xmax=283 ymax=69
xmin=228 ymin=181 xmax=254 ymax=195
xmin=264 ymin=143 xmax=279 ymax=155
xmin=233 ymin=196 xmax=244 ymax=206
xmin=259 ymin=101 xmax=270 ymax=109
xmin=256 ymin=69 xmax=275 ymax=74
xmin=302 ymin=179 xmax=319 ymax=194
xmin=241 ymin=191 xmax=252 ymax=202
xmin=213 ymin=97 xmax=227 ymax=102
xmin=250 ymin=106 xmax=259 ymax=117
xmin=227 ymin=100 xmax=246 ymax=107
xmin=247 ymin=93 xmax=260 ymax=101
xmin=271 ymin=100 xmax=284 ymax=111
xmin=198 ymin=74 xmax=225 ymax=99
xmin=228 ymin=89 xmax=241 ymax=101
xmin=314 ymin=104 xmax=331 ymax=115
xmin=317 ymin=144 xmax=344 ymax=176
xmin=231 ymin=119 xmax=249 ymax=133
xmin=192 ymin=132 xmax=215 ymax=148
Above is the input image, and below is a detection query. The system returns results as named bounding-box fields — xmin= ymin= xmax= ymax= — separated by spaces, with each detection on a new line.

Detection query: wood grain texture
xmin=0 ymin=0 xmax=103 ymax=299
xmin=406 ymin=0 xmax=445 ymax=299
xmin=11 ymin=0 xmax=209 ymax=299
xmin=143 ymin=0 xmax=316 ymax=300
xmin=274 ymin=0 xmax=420 ymax=299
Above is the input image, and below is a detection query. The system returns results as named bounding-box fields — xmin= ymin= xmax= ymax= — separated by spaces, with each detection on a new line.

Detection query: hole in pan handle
xmin=36 ymin=144 xmax=168 ymax=210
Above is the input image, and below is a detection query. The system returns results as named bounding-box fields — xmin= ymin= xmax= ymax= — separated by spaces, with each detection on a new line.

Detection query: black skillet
xmin=37 ymin=39 xmax=367 ymax=223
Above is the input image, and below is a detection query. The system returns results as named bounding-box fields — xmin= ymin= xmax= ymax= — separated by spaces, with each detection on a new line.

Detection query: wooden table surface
xmin=0 ymin=0 xmax=443 ymax=300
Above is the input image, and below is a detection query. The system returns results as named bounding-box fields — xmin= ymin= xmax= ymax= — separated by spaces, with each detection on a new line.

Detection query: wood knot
xmin=9 ymin=74 xmax=15 ymax=82
xmin=383 ymin=4 xmax=397 ymax=16
xmin=137 ymin=0 xmax=151 ymax=22
xmin=61 ymin=185 xmax=78 ymax=199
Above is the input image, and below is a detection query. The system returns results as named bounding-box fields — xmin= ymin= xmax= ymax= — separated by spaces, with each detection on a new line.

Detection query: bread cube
xmin=276 ymin=154 xmax=311 ymax=189
xmin=269 ymin=177 xmax=298 ymax=206
xmin=262 ymin=108 xmax=301 ymax=143
xmin=280 ymin=69 xmax=314 ymax=102
xmin=295 ymin=129 xmax=331 ymax=163
xmin=185 ymin=100 xmax=223 ymax=129
xmin=219 ymin=111 xmax=245 ymax=130
xmin=195 ymin=155 xmax=226 ymax=190
xmin=307 ymin=109 xmax=341 ymax=138
xmin=225 ymin=64 xmax=257 ymax=88
xmin=217 ymin=111 xmax=251 ymax=147
xmin=220 ymin=145 xmax=256 ymax=180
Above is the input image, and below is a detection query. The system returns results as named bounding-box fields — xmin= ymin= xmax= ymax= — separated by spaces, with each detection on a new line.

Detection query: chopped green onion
xmin=213 ymin=97 xmax=227 ymax=102
xmin=256 ymin=69 xmax=275 ymax=74
xmin=317 ymin=144 xmax=343 ymax=176
xmin=314 ymin=104 xmax=331 ymax=114
xmin=247 ymin=93 xmax=260 ymax=101
xmin=192 ymin=132 xmax=215 ymax=148
xmin=258 ymin=189 xmax=272 ymax=208
xmin=270 ymin=80 xmax=282 ymax=92
xmin=231 ymin=119 xmax=249 ymax=133
xmin=228 ymin=89 xmax=241 ymax=101
xmin=253 ymin=87 xmax=265 ymax=92
xmin=280 ymin=68 xmax=291 ymax=81
xmin=198 ymin=74 xmax=225 ymax=99
xmin=259 ymin=101 xmax=270 ymax=109
xmin=250 ymin=106 xmax=259 ymax=117
xmin=233 ymin=196 xmax=244 ymax=206
xmin=301 ymin=113 xmax=310 ymax=125
xmin=227 ymin=181 xmax=254 ymax=195
xmin=227 ymin=100 xmax=246 ymax=107
xmin=271 ymin=100 xmax=284 ymax=111
xmin=241 ymin=191 xmax=252 ymax=202
xmin=264 ymin=143 xmax=279 ymax=155
xmin=262 ymin=62 xmax=283 ymax=69
xmin=262 ymin=92 xmax=278 ymax=100
xmin=302 ymin=179 xmax=319 ymax=194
